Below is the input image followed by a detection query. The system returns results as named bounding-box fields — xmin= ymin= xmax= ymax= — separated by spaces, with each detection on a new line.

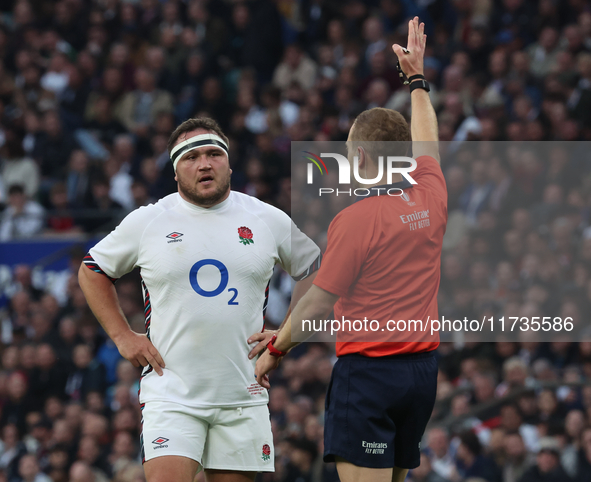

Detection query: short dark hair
xmin=8 ymin=184 xmax=25 ymax=196
xmin=500 ymin=402 xmax=521 ymax=414
xmin=50 ymin=182 xmax=67 ymax=196
xmin=459 ymin=430 xmax=482 ymax=457
xmin=351 ymin=108 xmax=411 ymax=142
xmin=349 ymin=107 xmax=411 ymax=161
xmin=2 ymin=130 xmax=25 ymax=159
xmin=167 ymin=117 xmax=229 ymax=155
xmin=91 ymin=176 xmax=109 ymax=188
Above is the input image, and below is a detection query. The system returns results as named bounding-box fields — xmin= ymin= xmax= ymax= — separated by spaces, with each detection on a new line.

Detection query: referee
xmin=252 ymin=17 xmax=445 ymax=482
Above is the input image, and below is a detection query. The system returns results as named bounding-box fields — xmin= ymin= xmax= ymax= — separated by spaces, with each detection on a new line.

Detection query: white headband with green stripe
xmin=170 ymin=133 xmax=229 ymax=171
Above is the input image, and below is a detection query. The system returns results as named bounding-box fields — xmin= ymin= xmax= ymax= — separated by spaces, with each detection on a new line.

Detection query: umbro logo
xmin=166 ymin=232 xmax=183 ymax=244
xmin=152 ymin=437 xmax=169 ymax=449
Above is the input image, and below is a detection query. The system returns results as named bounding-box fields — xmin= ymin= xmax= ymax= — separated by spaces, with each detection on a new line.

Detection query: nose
xmin=197 ymin=156 xmax=213 ymax=170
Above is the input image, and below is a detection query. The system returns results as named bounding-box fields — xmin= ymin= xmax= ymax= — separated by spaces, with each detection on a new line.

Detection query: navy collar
xmin=354 ymin=178 xmax=414 ymax=203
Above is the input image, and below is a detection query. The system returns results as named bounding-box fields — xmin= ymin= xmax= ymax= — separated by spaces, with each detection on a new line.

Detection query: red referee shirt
xmin=313 ymin=155 xmax=447 ymax=357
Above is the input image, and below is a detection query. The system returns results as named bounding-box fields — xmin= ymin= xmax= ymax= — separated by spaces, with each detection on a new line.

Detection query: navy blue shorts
xmin=323 ymin=350 xmax=438 ymax=469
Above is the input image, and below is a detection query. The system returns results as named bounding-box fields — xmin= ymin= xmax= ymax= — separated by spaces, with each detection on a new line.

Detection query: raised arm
xmin=392 ymin=17 xmax=440 ymax=163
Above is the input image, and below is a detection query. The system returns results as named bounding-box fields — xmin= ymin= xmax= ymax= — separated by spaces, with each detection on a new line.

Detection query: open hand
xmin=392 ymin=16 xmax=426 ymax=78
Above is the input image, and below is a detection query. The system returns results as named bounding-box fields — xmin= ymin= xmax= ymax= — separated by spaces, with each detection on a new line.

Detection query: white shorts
xmin=140 ymin=400 xmax=274 ymax=472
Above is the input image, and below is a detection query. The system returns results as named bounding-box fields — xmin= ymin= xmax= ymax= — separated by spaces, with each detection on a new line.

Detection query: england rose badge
xmin=238 ymin=226 xmax=254 ymax=245
xmin=261 ymin=444 xmax=271 ymax=461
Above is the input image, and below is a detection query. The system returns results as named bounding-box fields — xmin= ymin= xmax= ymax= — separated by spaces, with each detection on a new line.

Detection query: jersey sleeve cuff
xmin=83 ymin=253 xmax=119 ymax=284
xmin=293 ymin=252 xmax=322 ymax=281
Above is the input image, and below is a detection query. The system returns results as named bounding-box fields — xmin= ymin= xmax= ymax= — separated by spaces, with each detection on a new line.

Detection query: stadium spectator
xmin=14 ymin=453 xmax=51 ymax=482
xmin=32 ymin=111 xmax=77 ymax=182
xmin=60 ymin=67 xmax=91 ymax=131
xmin=0 ymin=424 xmax=27 ymax=479
xmin=502 ymin=432 xmax=536 ymax=482
xmin=6 ymin=265 xmax=43 ymax=302
xmin=66 ymin=150 xmax=94 ymax=210
xmin=83 ymin=177 xmax=124 ymax=233
xmin=0 ymin=131 xmax=39 ymax=202
xmin=0 ymin=185 xmax=44 ymax=241
xmin=85 ymin=68 xmax=126 ymax=123
xmin=45 ymin=444 xmax=69 ymax=482
xmin=65 ymin=344 xmax=107 ymax=402
xmin=68 ymin=461 xmax=98 ymax=482
xmin=409 ymin=453 xmax=450 ymax=482
xmin=518 ymin=437 xmax=572 ymax=482
xmin=27 ymin=344 xmax=68 ymax=408
xmin=455 ymin=431 xmax=501 ymax=482
xmin=561 ymin=410 xmax=585 ymax=478
xmin=426 ymin=428 xmax=455 ymax=480
xmin=273 ymin=43 xmax=318 ymax=92
xmin=83 ymin=96 xmax=126 ymax=148
xmin=116 ymin=68 xmax=173 ymax=138
xmin=460 ymin=160 xmax=494 ymax=226
xmin=45 ymin=182 xmax=79 ymax=234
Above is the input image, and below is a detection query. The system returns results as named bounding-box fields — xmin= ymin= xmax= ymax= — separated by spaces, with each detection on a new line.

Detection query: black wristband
xmin=408 ymin=74 xmax=426 ymax=82
xmin=409 ymin=79 xmax=430 ymax=93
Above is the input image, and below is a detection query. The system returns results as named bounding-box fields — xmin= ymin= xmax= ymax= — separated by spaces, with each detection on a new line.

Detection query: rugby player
xmin=79 ymin=117 xmax=321 ymax=482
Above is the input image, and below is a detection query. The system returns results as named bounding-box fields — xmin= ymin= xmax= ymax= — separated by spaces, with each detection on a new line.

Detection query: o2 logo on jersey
xmin=189 ymin=259 xmax=238 ymax=305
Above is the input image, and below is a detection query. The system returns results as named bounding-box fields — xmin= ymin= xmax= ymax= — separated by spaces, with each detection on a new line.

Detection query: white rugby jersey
xmin=87 ymin=191 xmax=321 ymax=408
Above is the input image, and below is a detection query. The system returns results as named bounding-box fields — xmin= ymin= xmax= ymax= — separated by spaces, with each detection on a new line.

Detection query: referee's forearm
xmin=410 ymin=88 xmax=440 ymax=162
xmin=274 ymin=292 xmax=334 ymax=352
xmin=274 ymin=307 xmax=319 ymax=352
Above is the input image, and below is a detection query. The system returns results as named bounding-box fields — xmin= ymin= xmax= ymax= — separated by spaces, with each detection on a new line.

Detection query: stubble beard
xmin=178 ymin=171 xmax=232 ymax=207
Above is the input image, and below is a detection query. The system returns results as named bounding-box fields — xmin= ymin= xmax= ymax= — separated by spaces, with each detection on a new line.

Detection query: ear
xmin=357 ymin=146 xmax=366 ymax=169
xmin=174 ymin=173 xmax=178 ymax=181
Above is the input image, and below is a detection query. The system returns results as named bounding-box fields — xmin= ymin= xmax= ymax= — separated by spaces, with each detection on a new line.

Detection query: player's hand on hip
xmin=247 ymin=330 xmax=278 ymax=360
xmin=392 ymin=16 xmax=426 ymax=77
xmin=115 ymin=331 xmax=165 ymax=376
xmin=254 ymin=351 xmax=280 ymax=389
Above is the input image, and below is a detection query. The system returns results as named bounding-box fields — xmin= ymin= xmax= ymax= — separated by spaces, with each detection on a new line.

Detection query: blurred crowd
xmin=2 ymin=0 xmax=591 ymax=481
